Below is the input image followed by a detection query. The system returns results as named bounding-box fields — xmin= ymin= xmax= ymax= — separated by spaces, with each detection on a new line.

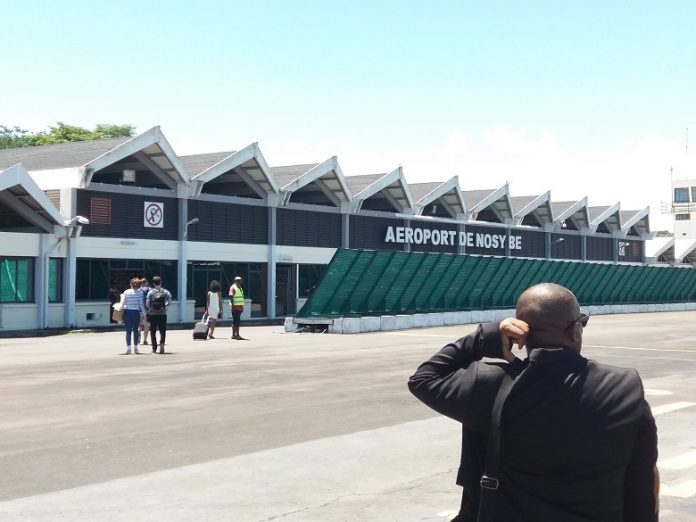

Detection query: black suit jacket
xmin=408 ymin=322 xmax=658 ymax=522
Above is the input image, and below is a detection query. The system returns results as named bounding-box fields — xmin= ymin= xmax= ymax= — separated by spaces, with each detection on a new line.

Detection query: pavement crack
xmin=379 ymin=468 xmax=457 ymax=496
xmin=255 ymin=494 xmax=365 ymax=522
xmin=256 ymin=468 xmax=457 ymax=521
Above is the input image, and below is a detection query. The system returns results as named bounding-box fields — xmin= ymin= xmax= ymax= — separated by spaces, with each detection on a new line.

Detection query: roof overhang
xmin=589 ymin=202 xmax=621 ymax=233
xmin=82 ymin=126 xmax=190 ymax=190
xmin=413 ymin=176 xmax=466 ymax=218
xmin=191 ymin=142 xmax=278 ymax=198
xmin=513 ymin=191 xmax=553 ymax=226
xmin=0 ymin=164 xmax=65 ymax=233
xmin=620 ymin=207 xmax=651 ymax=238
xmin=674 ymin=239 xmax=696 ymax=265
xmin=645 ymin=237 xmax=675 ymax=264
xmin=280 ymin=156 xmax=352 ymax=207
xmin=352 ymin=166 xmax=414 ymax=213
xmin=466 ymin=184 xmax=512 ymax=223
xmin=553 ymin=198 xmax=590 ymax=231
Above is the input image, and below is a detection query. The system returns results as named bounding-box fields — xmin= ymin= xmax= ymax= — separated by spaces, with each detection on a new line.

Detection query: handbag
xmin=111 ymin=305 xmax=124 ymax=324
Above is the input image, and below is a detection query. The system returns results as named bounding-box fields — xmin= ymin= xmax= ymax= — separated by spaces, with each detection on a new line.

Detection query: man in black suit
xmin=409 ymin=283 xmax=658 ymax=522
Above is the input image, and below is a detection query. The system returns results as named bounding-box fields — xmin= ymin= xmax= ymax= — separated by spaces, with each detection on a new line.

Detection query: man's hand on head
xmin=500 ymin=318 xmax=529 ymax=363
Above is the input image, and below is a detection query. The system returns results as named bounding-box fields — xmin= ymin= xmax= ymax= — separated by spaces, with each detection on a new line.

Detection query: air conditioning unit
xmin=122 ymin=169 xmax=136 ymax=182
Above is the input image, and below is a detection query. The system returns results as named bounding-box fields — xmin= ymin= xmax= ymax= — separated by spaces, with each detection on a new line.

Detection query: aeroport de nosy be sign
xmin=384 ymin=226 xmax=523 ymax=250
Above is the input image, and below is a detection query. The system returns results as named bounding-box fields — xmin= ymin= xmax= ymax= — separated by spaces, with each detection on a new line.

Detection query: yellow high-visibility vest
xmin=232 ymin=285 xmax=244 ymax=306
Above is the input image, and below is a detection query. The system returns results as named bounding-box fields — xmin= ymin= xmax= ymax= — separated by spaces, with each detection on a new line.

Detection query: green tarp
xmin=297 ymin=249 xmax=696 ymax=318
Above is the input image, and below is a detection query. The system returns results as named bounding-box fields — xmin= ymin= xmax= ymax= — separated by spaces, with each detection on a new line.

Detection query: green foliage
xmin=0 ymin=126 xmax=32 ymax=149
xmin=0 ymin=122 xmax=135 ymax=150
xmin=93 ymin=124 xmax=136 ymax=138
xmin=655 ymin=230 xmax=674 ymax=237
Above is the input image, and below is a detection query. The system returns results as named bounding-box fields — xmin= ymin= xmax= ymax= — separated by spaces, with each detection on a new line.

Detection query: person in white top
xmin=119 ymin=277 xmax=145 ymax=354
xmin=205 ymin=280 xmax=223 ymax=339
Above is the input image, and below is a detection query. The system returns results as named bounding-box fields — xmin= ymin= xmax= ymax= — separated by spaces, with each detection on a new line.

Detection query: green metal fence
xmin=296 ymin=249 xmax=696 ymax=318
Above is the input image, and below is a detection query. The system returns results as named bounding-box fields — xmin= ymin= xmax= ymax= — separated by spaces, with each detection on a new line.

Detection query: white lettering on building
xmin=384 ymin=226 xmax=523 ymax=250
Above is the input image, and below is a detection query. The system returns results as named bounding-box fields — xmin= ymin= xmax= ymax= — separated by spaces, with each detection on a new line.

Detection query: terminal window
xmin=299 ymin=264 xmax=327 ymax=298
xmin=0 ymin=257 xmax=34 ymax=302
xmin=674 ymin=187 xmax=690 ymax=203
xmin=48 ymin=258 xmax=63 ymax=302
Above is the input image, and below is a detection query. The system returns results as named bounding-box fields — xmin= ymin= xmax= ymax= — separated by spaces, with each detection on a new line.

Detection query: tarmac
xmin=0 ymin=312 xmax=695 ymax=521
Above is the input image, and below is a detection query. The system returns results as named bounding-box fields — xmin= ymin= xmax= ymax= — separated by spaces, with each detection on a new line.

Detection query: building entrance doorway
xmin=109 ymin=269 xmax=141 ymax=322
xmin=275 ymin=264 xmax=295 ymax=317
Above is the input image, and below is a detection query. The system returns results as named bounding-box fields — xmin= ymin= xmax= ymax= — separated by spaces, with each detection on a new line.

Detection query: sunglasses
xmin=568 ymin=313 xmax=589 ymax=330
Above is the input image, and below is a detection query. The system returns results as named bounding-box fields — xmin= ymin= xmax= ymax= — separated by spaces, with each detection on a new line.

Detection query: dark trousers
xmin=232 ymin=310 xmax=242 ymax=327
xmin=148 ymin=314 xmax=167 ymax=348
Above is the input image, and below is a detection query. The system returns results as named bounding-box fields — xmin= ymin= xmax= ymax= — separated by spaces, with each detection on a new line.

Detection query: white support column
xmin=178 ymin=199 xmax=188 ymax=323
xmin=65 ymin=238 xmax=77 ymax=327
xmin=37 ymin=234 xmax=49 ymax=329
xmin=267 ymin=206 xmax=277 ymax=318
xmin=64 ymin=189 xmax=78 ymax=328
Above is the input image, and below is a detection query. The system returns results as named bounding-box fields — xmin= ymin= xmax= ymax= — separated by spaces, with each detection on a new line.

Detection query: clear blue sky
xmin=4 ymin=0 xmax=696 ymax=230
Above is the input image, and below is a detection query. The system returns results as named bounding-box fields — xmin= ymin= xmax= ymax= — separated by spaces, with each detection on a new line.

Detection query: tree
xmin=93 ymin=124 xmax=136 ymax=138
xmin=0 ymin=122 xmax=135 ymax=149
xmin=0 ymin=126 xmax=33 ymax=149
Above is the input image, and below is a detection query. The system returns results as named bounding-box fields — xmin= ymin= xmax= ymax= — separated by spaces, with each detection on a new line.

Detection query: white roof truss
xmin=589 ymin=202 xmax=621 ymax=233
xmin=513 ymin=191 xmax=553 ymax=226
xmin=467 ymin=184 xmax=512 ymax=223
xmin=645 ymin=237 xmax=675 ymax=263
xmin=0 ymin=164 xmax=65 ymax=233
xmin=280 ymin=157 xmax=351 ymax=206
xmin=81 ymin=126 xmax=190 ymax=189
xmin=620 ymin=207 xmax=650 ymax=237
xmin=352 ymin=166 xmax=414 ymax=213
xmin=191 ymin=143 xmax=278 ymax=198
xmin=675 ymin=239 xmax=696 ymax=265
xmin=414 ymin=176 xmax=466 ymax=218
xmin=553 ymin=198 xmax=590 ymax=231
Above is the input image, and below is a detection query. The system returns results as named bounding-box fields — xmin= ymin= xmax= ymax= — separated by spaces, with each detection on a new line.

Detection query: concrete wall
xmin=0 ymin=297 xmax=241 ymax=332
xmin=73 ymin=300 xmax=198 ymax=328
xmin=47 ymin=304 xmax=66 ymax=328
xmin=0 ymin=304 xmax=39 ymax=330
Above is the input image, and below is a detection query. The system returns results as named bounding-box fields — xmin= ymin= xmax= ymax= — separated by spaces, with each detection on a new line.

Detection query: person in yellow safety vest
xmin=229 ymin=276 xmax=245 ymax=340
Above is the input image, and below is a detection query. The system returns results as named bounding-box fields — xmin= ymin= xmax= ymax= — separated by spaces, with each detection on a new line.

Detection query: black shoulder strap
xmin=480 ymin=372 xmax=515 ymax=491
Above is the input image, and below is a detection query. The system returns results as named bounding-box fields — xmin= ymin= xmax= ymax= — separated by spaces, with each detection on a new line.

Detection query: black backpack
xmin=150 ymin=288 xmax=166 ymax=311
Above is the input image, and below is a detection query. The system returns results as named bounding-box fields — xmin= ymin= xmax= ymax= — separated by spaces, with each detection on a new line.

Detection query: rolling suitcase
xmin=193 ymin=315 xmax=209 ymax=340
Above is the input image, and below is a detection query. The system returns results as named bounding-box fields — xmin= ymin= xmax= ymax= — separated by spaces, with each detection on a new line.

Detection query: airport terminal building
xmin=0 ymin=126 xmax=656 ymax=331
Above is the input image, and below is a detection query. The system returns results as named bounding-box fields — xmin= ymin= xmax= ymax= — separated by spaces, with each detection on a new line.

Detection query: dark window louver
xmin=90 ymin=197 xmax=112 ymax=225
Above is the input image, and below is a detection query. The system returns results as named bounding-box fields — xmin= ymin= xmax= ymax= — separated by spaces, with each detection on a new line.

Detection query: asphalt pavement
xmin=0 ymin=312 xmax=694 ymax=521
